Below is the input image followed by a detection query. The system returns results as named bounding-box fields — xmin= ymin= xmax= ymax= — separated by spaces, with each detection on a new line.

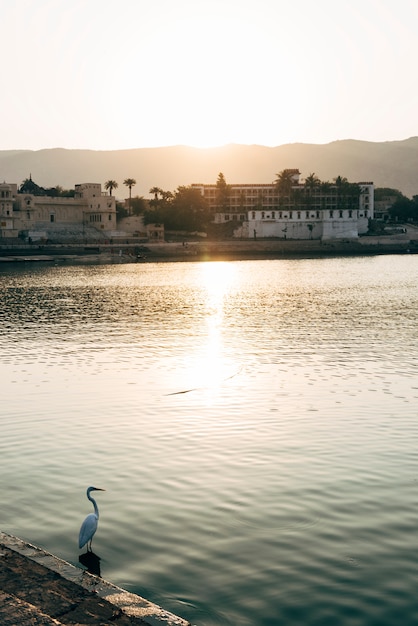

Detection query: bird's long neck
xmin=88 ymin=493 xmax=99 ymax=518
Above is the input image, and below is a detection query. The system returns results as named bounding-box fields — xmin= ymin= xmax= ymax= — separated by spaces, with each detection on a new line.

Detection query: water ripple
xmin=2 ymin=257 xmax=418 ymax=625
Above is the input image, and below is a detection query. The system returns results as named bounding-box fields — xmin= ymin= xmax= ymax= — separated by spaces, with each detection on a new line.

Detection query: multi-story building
xmin=0 ymin=178 xmax=117 ymax=239
xmin=192 ymin=171 xmax=374 ymax=240
xmin=373 ymin=194 xmax=398 ymax=221
xmin=0 ymin=182 xmax=18 ymax=236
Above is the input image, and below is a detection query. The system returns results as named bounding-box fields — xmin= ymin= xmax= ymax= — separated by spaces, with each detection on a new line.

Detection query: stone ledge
xmin=0 ymin=531 xmax=190 ymax=626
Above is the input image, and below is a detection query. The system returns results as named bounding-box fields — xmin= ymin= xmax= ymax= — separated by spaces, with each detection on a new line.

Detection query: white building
xmin=0 ymin=182 xmax=18 ymax=237
xmin=0 ymin=178 xmax=117 ymax=239
xmin=192 ymin=172 xmax=374 ymax=240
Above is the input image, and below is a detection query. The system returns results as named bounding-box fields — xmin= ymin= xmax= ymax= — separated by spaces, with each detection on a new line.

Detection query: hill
xmin=1 ymin=138 xmax=418 ymax=199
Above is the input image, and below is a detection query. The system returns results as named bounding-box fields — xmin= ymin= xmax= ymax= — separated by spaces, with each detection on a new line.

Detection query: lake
xmin=1 ymin=255 xmax=418 ymax=625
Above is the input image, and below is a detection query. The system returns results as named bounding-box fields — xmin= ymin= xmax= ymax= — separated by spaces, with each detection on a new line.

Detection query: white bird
xmin=79 ymin=486 xmax=105 ymax=551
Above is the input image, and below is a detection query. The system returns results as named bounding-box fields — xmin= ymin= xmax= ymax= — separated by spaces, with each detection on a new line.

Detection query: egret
xmin=79 ymin=486 xmax=105 ymax=551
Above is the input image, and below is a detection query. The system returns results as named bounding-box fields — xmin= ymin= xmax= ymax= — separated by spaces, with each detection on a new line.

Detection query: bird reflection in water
xmin=79 ymin=550 xmax=101 ymax=576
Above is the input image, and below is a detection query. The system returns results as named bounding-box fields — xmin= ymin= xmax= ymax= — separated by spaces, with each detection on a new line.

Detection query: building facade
xmin=192 ymin=171 xmax=374 ymax=240
xmin=0 ymin=179 xmax=117 ymax=240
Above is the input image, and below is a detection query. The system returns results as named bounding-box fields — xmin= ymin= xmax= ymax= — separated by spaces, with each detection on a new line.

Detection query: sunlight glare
xmin=200 ymin=262 xmax=237 ymax=397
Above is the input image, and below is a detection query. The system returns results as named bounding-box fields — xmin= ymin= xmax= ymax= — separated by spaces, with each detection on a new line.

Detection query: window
xmin=50 ymin=214 xmax=55 ymax=223
xmin=289 ymin=211 xmax=293 ymax=219
xmin=339 ymin=210 xmax=343 ymax=218
xmin=306 ymin=211 xmax=309 ymax=219
xmin=271 ymin=211 xmax=275 ymax=218
xmin=348 ymin=210 xmax=352 ymax=218
xmin=261 ymin=212 xmax=265 ymax=219
xmin=297 ymin=211 xmax=301 ymax=219
xmin=251 ymin=211 xmax=255 ymax=219
xmin=329 ymin=210 xmax=334 ymax=218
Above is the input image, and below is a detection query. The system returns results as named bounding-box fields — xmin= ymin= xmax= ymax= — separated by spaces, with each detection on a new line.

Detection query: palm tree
xmin=304 ymin=173 xmax=321 ymax=191
xmin=149 ymin=187 xmax=164 ymax=208
xmin=274 ymin=170 xmax=295 ymax=197
xmin=304 ymin=173 xmax=321 ymax=214
xmin=333 ymin=175 xmax=349 ymax=209
xmin=124 ymin=178 xmax=136 ymax=214
xmin=149 ymin=186 xmax=163 ymax=201
xmin=104 ymin=180 xmax=118 ymax=196
xmin=274 ymin=169 xmax=298 ymax=210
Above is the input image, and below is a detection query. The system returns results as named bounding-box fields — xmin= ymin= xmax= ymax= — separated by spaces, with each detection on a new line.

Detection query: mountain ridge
xmin=1 ymin=138 xmax=418 ymax=198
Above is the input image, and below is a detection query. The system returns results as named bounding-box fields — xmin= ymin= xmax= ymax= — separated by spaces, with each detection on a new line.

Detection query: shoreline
xmin=0 ymin=236 xmax=417 ymax=264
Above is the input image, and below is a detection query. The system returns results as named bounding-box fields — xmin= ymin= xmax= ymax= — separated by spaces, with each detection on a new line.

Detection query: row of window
xmin=18 ymin=212 xmax=113 ymax=223
xmin=203 ymin=190 xmax=371 ymax=201
xmin=247 ymin=209 xmax=368 ymax=219
xmin=221 ymin=209 xmax=370 ymax=221
xmin=209 ymin=201 xmax=369 ymax=211
xmin=89 ymin=214 xmax=112 ymax=222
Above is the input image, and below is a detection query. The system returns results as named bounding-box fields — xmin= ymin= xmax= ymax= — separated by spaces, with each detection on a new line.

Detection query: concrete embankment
xmin=0 ymin=532 xmax=190 ymax=626
xmin=0 ymin=236 xmax=417 ymax=264
xmin=140 ymin=238 xmax=417 ymax=261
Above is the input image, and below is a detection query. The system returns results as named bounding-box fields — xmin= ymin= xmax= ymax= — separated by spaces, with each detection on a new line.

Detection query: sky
xmin=1 ymin=0 xmax=418 ymax=151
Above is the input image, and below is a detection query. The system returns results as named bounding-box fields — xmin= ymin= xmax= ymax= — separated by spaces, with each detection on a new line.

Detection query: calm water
xmin=1 ymin=256 xmax=418 ymax=625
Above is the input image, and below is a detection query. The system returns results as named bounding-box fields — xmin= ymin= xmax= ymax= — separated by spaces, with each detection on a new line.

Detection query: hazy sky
xmin=2 ymin=0 xmax=417 ymax=150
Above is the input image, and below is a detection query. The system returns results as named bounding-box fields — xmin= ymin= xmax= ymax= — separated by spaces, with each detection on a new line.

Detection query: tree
xmin=44 ymin=185 xmax=75 ymax=197
xmin=333 ymin=175 xmax=348 ymax=208
xmin=333 ymin=175 xmax=348 ymax=187
xmin=124 ymin=178 xmax=137 ymax=214
xmin=216 ymin=173 xmax=231 ymax=212
xmin=304 ymin=173 xmax=321 ymax=213
xmin=130 ymin=196 xmax=147 ymax=216
xmin=149 ymin=186 xmax=163 ymax=201
xmin=304 ymin=173 xmax=321 ymax=192
xmin=389 ymin=198 xmax=417 ymax=222
xmin=144 ymin=186 xmax=209 ymax=231
xmin=171 ymin=186 xmax=210 ymax=231
xmin=374 ymin=187 xmax=406 ymax=202
xmin=104 ymin=180 xmax=118 ymax=196
xmin=320 ymin=181 xmax=332 ymax=211
xmin=143 ymin=189 xmax=174 ymax=226
xmin=274 ymin=170 xmax=295 ymax=208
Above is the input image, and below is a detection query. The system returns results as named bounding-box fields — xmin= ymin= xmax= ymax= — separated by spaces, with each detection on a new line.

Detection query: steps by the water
xmin=0 ymin=532 xmax=190 ymax=626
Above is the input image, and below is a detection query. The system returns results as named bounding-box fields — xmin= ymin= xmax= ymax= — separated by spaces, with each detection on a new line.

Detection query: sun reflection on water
xmin=198 ymin=262 xmax=238 ymax=398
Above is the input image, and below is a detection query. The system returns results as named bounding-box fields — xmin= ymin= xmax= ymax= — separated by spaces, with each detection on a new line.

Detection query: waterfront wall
xmin=0 ymin=531 xmax=190 ymax=625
